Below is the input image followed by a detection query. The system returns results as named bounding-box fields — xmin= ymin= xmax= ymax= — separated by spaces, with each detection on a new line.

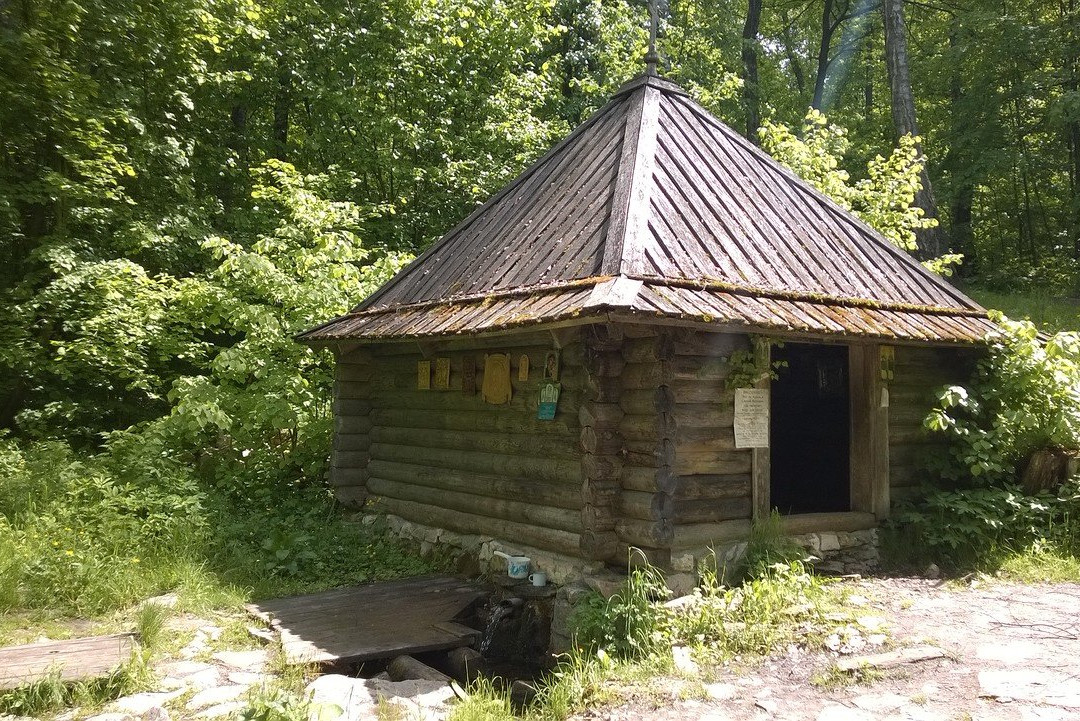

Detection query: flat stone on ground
xmin=851 ymin=693 xmax=910 ymax=712
xmin=816 ymin=704 xmax=875 ymax=721
xmin=195 ymin=702 xmax=245 ymax=719
xmin=704 ymin=682 xmax=737 ymax=701
xmin=979 ymin=670 xmax=1080 ymax=708
xmin=211 ymin=649 xmax=268 ymax=671
xmin=109 ymin=691 xmax=181 ymax=715
xmin=187 ymin=685 xmax=249 ymax=711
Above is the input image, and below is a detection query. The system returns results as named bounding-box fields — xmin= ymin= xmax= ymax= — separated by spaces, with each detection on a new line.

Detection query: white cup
xmin=528 ymin=571 xmax=547 ymax=587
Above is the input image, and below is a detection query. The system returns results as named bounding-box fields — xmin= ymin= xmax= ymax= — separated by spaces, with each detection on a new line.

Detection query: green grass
xmin=0 ymin=652 xmax=153 ymax=717
xmin=967 ymin=288 xmax=1080 ymax=332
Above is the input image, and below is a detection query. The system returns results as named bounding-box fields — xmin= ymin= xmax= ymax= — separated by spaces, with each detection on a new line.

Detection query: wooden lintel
xmin=416 ymin=340 xmax=438 ymax=359
xmin=549 ymin=327 xmax=578 ymax=349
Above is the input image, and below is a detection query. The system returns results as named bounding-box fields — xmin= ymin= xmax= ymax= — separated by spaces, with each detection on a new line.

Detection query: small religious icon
xmin=482 ymin=353 xmax=512 ymax=405
xmin=518 ymin=354 xmax=530 ymax=381
xmin=434 ymin=357 xmax=450 ymax=390
xmin=538 ymin=382 xmax=561 ymax=420
xmin=417 ymin=360 xmax=431 ymax=390
xmin=543 ymin=350 xmax=559 ymax=382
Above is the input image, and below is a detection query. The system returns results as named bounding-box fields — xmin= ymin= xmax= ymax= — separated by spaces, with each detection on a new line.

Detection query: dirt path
xmin=578 ymin=577 xmax=1080 ymax=721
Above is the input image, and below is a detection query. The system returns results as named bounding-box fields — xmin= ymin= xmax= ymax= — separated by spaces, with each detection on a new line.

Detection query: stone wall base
xmin=371 ymin=513 xmax=605 ymax=586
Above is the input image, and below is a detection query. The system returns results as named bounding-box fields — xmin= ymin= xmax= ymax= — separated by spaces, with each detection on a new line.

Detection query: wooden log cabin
xmin=299 ymin=72 xmax=994 ymax=580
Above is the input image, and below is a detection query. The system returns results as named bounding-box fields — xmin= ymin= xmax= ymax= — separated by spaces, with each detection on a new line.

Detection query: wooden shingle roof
xmin=300 ymin=75 xmax=993 ymax=345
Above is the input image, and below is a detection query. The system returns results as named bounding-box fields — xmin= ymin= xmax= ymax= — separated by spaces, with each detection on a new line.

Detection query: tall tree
xmin=882 ymin=0 xmax=942 ymax=258
xmin=741 ymin=0 xmax=764 ymax=139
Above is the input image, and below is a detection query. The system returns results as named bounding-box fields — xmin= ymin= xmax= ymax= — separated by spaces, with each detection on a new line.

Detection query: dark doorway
xmin=769 ymin=343 xmax=850 ymax=514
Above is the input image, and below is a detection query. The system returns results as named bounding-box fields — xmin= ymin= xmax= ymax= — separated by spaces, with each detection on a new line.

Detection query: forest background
xmin=1 ymin=0 xmax=1079 ymax=614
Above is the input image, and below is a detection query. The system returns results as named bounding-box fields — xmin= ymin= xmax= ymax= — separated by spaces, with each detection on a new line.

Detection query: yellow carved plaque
xmin=482 ymin=353 xmax=512 ymax=405
xmin=417 ymin=360 xmax=431 ymax=390
xmin=434 ymin=357 xmax=451 ymax=390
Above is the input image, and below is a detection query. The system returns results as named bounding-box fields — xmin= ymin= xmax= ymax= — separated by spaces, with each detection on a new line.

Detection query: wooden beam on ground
xmin=0 ymin=633 xmax=137 ymax=690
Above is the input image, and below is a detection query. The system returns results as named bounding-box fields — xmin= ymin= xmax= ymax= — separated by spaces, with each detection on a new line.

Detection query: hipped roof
xmin=300 ymin=74 xmax=993 ymax=345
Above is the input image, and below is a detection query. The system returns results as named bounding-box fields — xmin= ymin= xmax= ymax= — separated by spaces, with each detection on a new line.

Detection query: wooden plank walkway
xmin=0 ymin=633 xmax=137 ymax=690
xmin=246 ymin=576 xmax=486 ymax=665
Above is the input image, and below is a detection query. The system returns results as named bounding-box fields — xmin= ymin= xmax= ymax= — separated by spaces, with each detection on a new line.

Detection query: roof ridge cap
xmin=600 ymin=84 xmax=662 ymax=276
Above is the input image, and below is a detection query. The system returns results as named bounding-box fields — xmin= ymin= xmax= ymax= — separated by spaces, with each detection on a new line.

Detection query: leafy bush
xmin=571 ymin=561 xmax=671 ymax=661
xmin=736 ymin=510 xmax=808 ymax=580
xmin=887 ymin=315 xmax=1080 ymax=568
xmin=925 ymin=314 xmax=1080 ymax=483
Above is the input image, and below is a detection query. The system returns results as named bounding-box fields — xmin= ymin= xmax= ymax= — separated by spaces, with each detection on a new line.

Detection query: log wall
xmin=888 ymin=345 xmax=976 ymax=498
xmin=331 ymin=331 xmax=587 ymax=557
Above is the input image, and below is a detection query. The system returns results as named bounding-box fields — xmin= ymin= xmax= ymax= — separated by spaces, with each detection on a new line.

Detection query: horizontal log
xmin=616 ymin=517 xmax=674 ymax=547
xmin=673 ymin=519 xmax=751 ymax=550
xmin=672 ymin=405 xmax=734 ymax=429
xmin=370 ymin=408 xmax=575 ymax=436
xmin=673 ymin=473 xmax=751 ymax=501
xmin=582 ymin=454 xmax=622 ymax=481
xmin=333 ymin=486 xmax=367 ymax=508
xmin=621 ymin=335 xmax=675 ymax=364
xmin=583 ymin=374 xmax=621 ymax=402
xmin=329 ymin=466 xmax=368 ymax=488
xmin=333 ymin=450 xmax=370 ymax=468
xmin=579 ymin=403 xmax=624 ymax=429
xmin=337 ymin=364 xmax=374 ymax=382
xmin=370 ymin=443 xmax=579 ymax=484
xmin=369 ymin=364 xmax=585 ymax=392
xmin=621 ymin=362 xmax=672 ymax=390
xmin=368 ymin=477 xmax=581 ymax=533
xmin=579 ymin=530 xmax=620 ymax=562
xmin=620 ymin=387 xmax=675 ymax=415
xmin=336 ymin=381 xmax=373 ymax=400
xmin=617 ymin=491 xmax=675 ymax=521
xmin=370 ymin=387 xmax=582 ymax=414
xmin=675 ymin=428 xmax=736 ymax=453
xmin=335 ymin=398 xmax=372 ymax=416
xmin=675 ymin=450 xmax=752 ymax=476
xmin=376 ymin=497 xmax=582 ymax=557
xmin=670 ymin=330 xmax=747 ymax=357
xmin=670 ymin=355 xmax=732 ymax=382
xmin=370 ymin=426 xmax=574 ymax=459
xmin=334 ymin=414 xmax=372 ymax=434
xmin=582 ymin=478 xmax=620 ymax=506
xmin=339 ymin=348 xmax=374 ymax=364
xmin=672 ymin=497 xmax=752 ymax=524
xmin=584 ymin=352 xmax=626 ymax=378
xmin=619 ymin=324 xmax=660 ymax=338
xmin=672 ymin=379 xmax=730 ymax=405
xmin=620 ymin=413 xmax=677 ymax=442
xmin=779 ymin=511 xmax=876 ymax=535
xmin=581 ymin=504 xmax=616 ymax=532
xmin=622 ymin=438 xmax=675 ymax=468
xmin=367 ymin=459 xmax=582 ymax=509
xmin=580 ymin=426 xmax=621 ymax=455
xmin=335 ymin=433 xmax=371 ymax=452
xmin=620 ymin=466 xmax=677 ymax=495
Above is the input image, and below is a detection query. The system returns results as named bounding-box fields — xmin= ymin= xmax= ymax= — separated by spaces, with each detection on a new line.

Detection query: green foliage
xmin=759 ymin=110 xmax=938 ymax=256
xmin=924 ymin=315 xmax=1080 ymax=483
xmin=736 ymin=510 xmax=809 ymax=579
xmin=239 ymin=684 xmax=340 ymax=721
xmin=447 ymin=678 xmax=516 ymax=721
xmin=0 ymin=653 xmax=151 ymax=717
xmin=571 ymin=560 xmax=671 ymax=661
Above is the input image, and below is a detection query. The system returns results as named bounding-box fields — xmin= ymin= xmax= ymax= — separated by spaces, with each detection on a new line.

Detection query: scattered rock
xmin=187 ymin=685 xmax=249 ymax=711
xmin=306 ymin=674 xmax=455 ymax=721
xmin=704 ymin=683 xmax=737 ymax=701
xmin=924 ymin=563 xmax=941 ymax=579
xmin=816 ymin=704 xmax=875 ymax=721
xmin=228 ymin=670 xmax=269 ymax=686
xmin=83 ymin=714 xmax=132 ymax=721
xmin=836 ymin=645 xmax=946 ymax=672
xmin=194 ymin=702 xmax=244 ymax=719
xmin=979 ymin=670 xmax=1080 ymax=709
xmin=109 ymin=691 xmax=182 ymax=716
xmin=583 ymin=573 xmax=624 ymax=599
xmin=211 ymin=649 xmax=268 ymax=671
xmin=246 ymin=626 xmax=276 ymax=644
xmin=157 ymin=660 xmax=214 ymax=678
xmin=671 ymin=646 xmax=698 ymax=674
xmin=851 ymin=693 xmax=909 ymax=712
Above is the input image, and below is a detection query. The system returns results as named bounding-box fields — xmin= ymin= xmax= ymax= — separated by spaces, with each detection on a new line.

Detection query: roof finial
xmin=645 ymin=0 xmax=659 ymax=76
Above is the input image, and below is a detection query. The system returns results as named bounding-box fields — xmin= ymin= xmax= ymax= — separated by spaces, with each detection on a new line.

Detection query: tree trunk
xmin=946 ymin=24 xmax=976 ymax=274
xmin=882 ymin=0 xmax=942 ymax=258
xmin=741 ymin=0 xmax=764 ymax=141
xmin=812 ymin=0 xmax=836 ymax=110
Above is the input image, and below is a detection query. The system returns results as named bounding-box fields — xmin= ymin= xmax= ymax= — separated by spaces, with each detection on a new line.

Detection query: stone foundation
xmin=370 ymin=513 xmax=606 ymax=586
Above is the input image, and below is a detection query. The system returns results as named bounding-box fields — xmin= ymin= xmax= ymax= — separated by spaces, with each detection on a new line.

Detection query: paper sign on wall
xmin=734 ymin=387 xmax=770 ymax=448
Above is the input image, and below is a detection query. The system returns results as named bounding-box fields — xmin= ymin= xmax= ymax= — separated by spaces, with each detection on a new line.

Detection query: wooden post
xmin=849 ymin=344 xmax=890 ymax=517
xmin=751 ymin=337 xmax=771 ymax=520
